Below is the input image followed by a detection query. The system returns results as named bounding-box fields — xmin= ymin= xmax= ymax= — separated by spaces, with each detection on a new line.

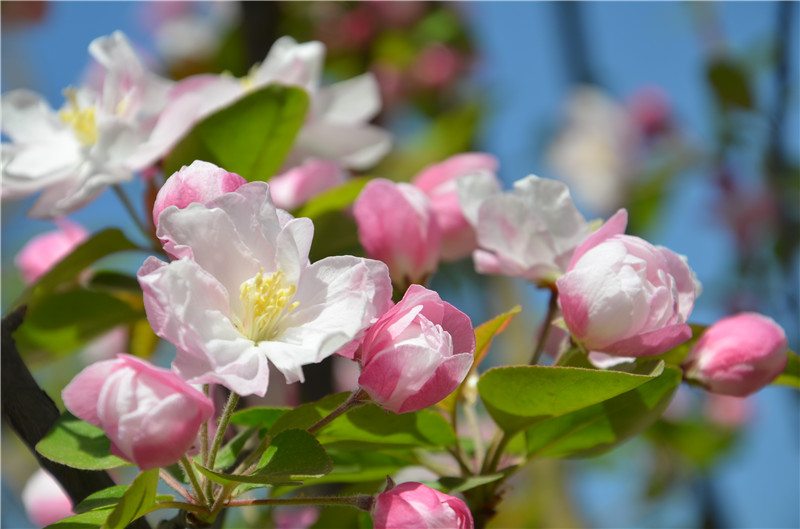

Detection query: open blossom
xmin=269 ymin=158 xmax=347 ymax=211
xmin=458 ymin=173 xmax=590 ymax=286
xmin=556 ymin=209 xmax=700 ymax=357
xmin=22 ymin=469 xmax=74 ymax=528
xmin=1 ymin=32 xmax=171 ymax=217
xmin=372 ymin=482 xmax=474 ymax=529
xmin=354 ymin=179 xmax=441 ymax=288
xmin=62 ymin=354 xmax=214 ymax=470
xmin=412 ymin=153 xmax=501 ymax=261
xmin=15 ymin=218 xmax=88 ymax=284
xmin=139 ymin=180 xmax=392 ymax=397
xmin=130 ymin=36 xmax=391 ymax=172
xmin=358 ymin=285 xmax=475 ymax=414
xmin=683 ymin=313 xmax=788 ymax=397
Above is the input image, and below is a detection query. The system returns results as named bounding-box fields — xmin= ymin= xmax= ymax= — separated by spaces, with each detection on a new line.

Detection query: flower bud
xmin=683 ymin=313 xmax=788 ymax=397
xmin=556 ymin=209 xmax=700 ymax=356
xmin=153 ymin=160 xmax=246 ymax=227
xmin=372 ymin=481 xmax=474 ymax=529
xmin=15 ymin=218 xmax=88 ymax=284
xmin=358 ymin=285 xmax=475 ymax=414
xmin=22 ymin=469 xmax=74 ymax=527
xmin=62 ymin=354 xmax=214 ymax=470
xmin=269 ymin=158 xmax=347 ymax=211
xmin=353 ymin=178 xmax=441 ymax=288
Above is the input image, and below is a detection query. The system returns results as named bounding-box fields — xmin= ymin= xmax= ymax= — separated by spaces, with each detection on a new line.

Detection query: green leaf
xmin=163 ymin=85 xmax=309 ymax=180
xmin=307 ymin=210 xmax=362 ymax=262
xmin=102 ymin=469 xmax=159 ymax=529
xmin=707 ymin=58 xmax=753 ymax=109
xmin=15 ymin=229 xmax=139 ymax=309
xmin=36 ymin=412 xmax=129 ymax=470
xmin=230 ymin=406 xmax=290 ymax=429
xmin=525 ymin=366 xmax=682 ymax=458
xmin=75 ymin=486 xmax=173 ymax=514
xmin=438 ymin=306 xmax=521 ymax=413
xmin=646 ymin=418 xmax=738 ymax=469
xmin=438 ymin=474 xmax=505 ymax=493
xmin=478 ymin=362 xmax=665 ymax=434
xmin=773 ymin=351 xmax=800 ymax=389
xmin=310 ymin=450 xmax=414 ymax=485
xmin=270 ymin=393 xmax=457 ymax=448
xmin=295 ymin=177 xmax=373 ymax=219
xmin=14 ymin=289 xmax=143 ymax=354
xmin=45 ymin=507 xmax=113 ymax=529
xmin=86 ymin=272 xmax=142 ymax=294
xmin=214 ymin=426 xmax=259 ymax=470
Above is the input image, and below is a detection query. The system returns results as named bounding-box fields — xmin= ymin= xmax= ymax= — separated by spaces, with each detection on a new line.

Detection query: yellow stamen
xmin=58 ymin=88 xmax=98 ymax=147
xmin=235 ymin=269 xmax=299 ymax=342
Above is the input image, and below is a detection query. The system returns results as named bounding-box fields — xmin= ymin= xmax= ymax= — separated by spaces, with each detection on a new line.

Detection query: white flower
xmin=138 ymin=181 xmax=393 ymax=397
xmin=1 ymin=32 xmax=171 ymax=218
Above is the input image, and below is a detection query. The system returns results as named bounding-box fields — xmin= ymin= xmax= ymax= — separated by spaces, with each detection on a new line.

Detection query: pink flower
xmin=15 ymin=218 xmax=88 ymax=284
xmin=62 ymin=354 xmax=214 ymax=470
xmin=372 ymin=482 xmax=474 ymax=529
xmin=354 ymin=178 xmax=441 ymax=289
xmin=358 ymin=285 xmax=475 ymax=414
xmin=22 ymin=469 xmax=74 ymax=527
xmin=412 ymin=153 xmax=500 ymax=262
xmin=556 ymin=209 xmax=700 ymax=357
xmin=682 ymin=313 xmax=788 ymax=397
xmin=269 ymin=158 xmax=347 ymax=211
xmin=152 ymin=160 xmax=246 ymax=227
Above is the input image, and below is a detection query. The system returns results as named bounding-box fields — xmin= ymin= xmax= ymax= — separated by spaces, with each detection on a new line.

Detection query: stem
xmin=158 ymin=469 xmax=193 ymax=502
xmin=208 ymin=392 xmax=240 ymax=471
xmin=181 ymin=457 xmax=208 ymax=507
xmin=208 ymin=484 xmax=234 ymax=520
xmin=112 ymin=184 xmax=154 ymax=244
xmin=307 ymin=389 xmax=370 ymax=434
xmin=485 ymin=432 xmax=512 ymax=476
xmin=226 ymin=494 xmax=375 ymax=512
xmin=530 ymin=287 xmax=559 ymax=365
xmin=463 ymin=402 xmax=485 ymax=473
xmin=480 ymin=429 xmax=505 ymax=476
xmin=155 ymin=501 xmax=211 ymax=516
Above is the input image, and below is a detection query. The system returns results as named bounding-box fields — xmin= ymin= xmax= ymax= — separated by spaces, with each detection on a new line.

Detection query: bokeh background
xmin=2 ymin=2 xmax=798 ymax=528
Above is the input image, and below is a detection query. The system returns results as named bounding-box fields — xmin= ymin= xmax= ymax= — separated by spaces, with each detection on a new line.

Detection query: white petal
xmin=316 ymin=73 xmax=381 ymax=124
xmin=293 ymin=121 xmax=391 ymax=170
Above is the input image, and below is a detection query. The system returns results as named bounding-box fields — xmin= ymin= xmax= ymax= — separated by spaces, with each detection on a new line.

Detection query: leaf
xmin=163 ymin=85 xmax=309 ymax=181
xmin=295 ymin=177 xmax=372 ymax=219
xmin=86 ymin=272 xmax=142 ymax=294
xmin=525 ymin=366 xmax=682 ymax=458
xmin=308 ymin=450 xmax=414 ymax=485
xmin=14 ymin=289 xmax=143 ymax=354
xmin=75 ymin=486 xmax=173 ymax=514
xmin=307 ymin=210 xmax=362 ymax=263
xmin=478 ymin=362 xmax=665 ymax=434
xmin=773 ymin=351 xmax=800 ymax=390
xmin=707 ymin=58 xmax=753 ymax=109
xmin=214 ymin=425 xmax=259 ymax=470
xmin=102 ymin=469 xmax=159 ymax=529
xmin=36 ymin=412 xmax=129 ymax=470
xmin=438 ymin=474 xmax=505 ymax=493
xmin=438 ymin=306 xmax=521 ymax=413
xmin=45 ymin=507 xmax=114 ymax=529
xmin=230 ymin=406 xmax=290 ymax=430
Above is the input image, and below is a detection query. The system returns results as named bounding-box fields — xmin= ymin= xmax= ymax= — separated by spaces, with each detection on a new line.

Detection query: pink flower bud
xmin=372 ymin=482 xmax=474 ymax=529
xmin=412 ymin=153 xmax=500 ymax=262
xmin=358 ymin=285 xmax=475 ymax=414
xmin=152 ymin=160 xmax=246 ymax=227
xmin=269 ymin=158 xmax=347 ymax=211
xmin=353 ymin=179 xmax=441 ymax=288
xmin=15 ymin=219 xmax=88 ymax=284
xmin=62 ymin=354 xmax=214 ymax=470
xmin=22 ymin=469 xmax=74 ymax=527
xmin=682 ymin=313 xmax=788 ymax=397
xmin=556 ymin=209 xmax=700 ymax=357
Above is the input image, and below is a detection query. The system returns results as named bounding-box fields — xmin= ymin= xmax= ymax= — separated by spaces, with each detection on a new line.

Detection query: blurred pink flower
xmin=15 ymin=218 xmax=88 ymax=284
xmin=62 ymin=354 xmax=214 ymax=470
xmin=705 ymin=394 xmax=753 ymax=428
xmin=22 ymin=469 xmax=74 ymax=528
xmin=372 ymin=481 xmax=474 ymax=529
xmin=269 ymin=158 xmax=347 ymax=211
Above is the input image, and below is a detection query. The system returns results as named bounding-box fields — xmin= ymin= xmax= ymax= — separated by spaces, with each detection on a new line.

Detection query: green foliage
xmin=707 ymin=58 xmax=753 ymax=109
xmin=45 ymin=507 xmax=114 ymax=529
xmin=163 ymin=85 xmax=309 ymax=180
xmin=295 ymin=177 xmax=373 ymax=219
xmin=102 ymin=469 xmax=159 ymax=529
xmin=36 ymin=412 xmax=129 ymax=470
xmin=774 ymin=350 xmax=800 ymax=389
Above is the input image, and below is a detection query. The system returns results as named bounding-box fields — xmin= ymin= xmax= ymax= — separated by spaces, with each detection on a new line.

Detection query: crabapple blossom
xmin=354 ymin=179 xmax=441 ymax=289
xmin=412 ymin=153 xmax=500 ymax=261
xmin=358 ymin=285 xmax=475 ymax=414
xmin=556 ymin=209 xmax=700 ymax=357
xmin=269 ymin=158 xmax=347 ymax=211
xmin=682 ymin=312 xmax=788 ymax=397
xmin=1 ymin=32 xmax=171 ymax=217
xmin=22 ymin=469 xmax=74 ymax=528
xmin=15 ymin=218 xmax=88 ymax=284
xmin=62 ymin=354 xmax=214 ymax=470
xmin=457 ymin=173 xmax=590 ymax=286
xmin=372 ymin=481 xmax=474 ymax=529
xmin=139 ymin=180 xmax=392 ymax=397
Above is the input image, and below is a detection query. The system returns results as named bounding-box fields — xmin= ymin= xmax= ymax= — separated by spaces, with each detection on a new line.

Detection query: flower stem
xmin=307 ymin=389 xmax=370 ymax=434
xmin=208 ymin=392 xmax=240 ymax=471
xmin=530 ymin=287 xmax=559 ymax=365
xmin=226 ymin=494 xmax=375 ymax=512
xmin=158 ymin=469 xmax=192 ymax=502
xmin=112 ymin=184 xmax=155 ymax=245
xmin=181 ymin=456 xmax=208 ymax=507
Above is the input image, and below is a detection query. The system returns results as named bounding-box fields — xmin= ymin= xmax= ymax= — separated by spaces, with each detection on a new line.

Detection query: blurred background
xmin=2 ymin=2 xmax=798 ymax=528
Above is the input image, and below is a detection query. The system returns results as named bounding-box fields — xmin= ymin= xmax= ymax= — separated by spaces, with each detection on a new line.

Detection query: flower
xmin=372 ymin=482 xmax=474 ymax=529
xmin=152 ymin=160 xmax=246 ymax=227
xmin=358 ymin=285 xmax=475 ymax=414
xmin=556 ymin=209 xmax=700 ymax=357
xmin=457 ymin=173 xmax=590 ymax=286
xmin=269 ymin=158 xmax=347 ymax=211
xmin=354 ymin=179 xmax=441 ymax=289
xmin=682 ymin=312 xmax=788 ymax=397
xmin=22 ymin=469 xmax=74 ymax=527
xmin=139 ymin=180 xmax=393 ymax=397
xmin=1 ymin=32 xmax=171 ymax=217
xmin=62 ymin=354 xmax=214 ymax=470
xmin=412 ymin=153 xmax=500 ymax=261
xmin=130 ymin=36 xmax=391 ymax=172
xmin=15 ymin=218 xmax=88 ymax=284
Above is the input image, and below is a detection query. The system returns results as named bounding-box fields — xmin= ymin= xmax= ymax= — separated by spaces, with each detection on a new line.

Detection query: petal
xmin=316 ymin=73 xmax=381 ymax=124
xmin=567 ymin=209 xmax=628 ymax=271
xmin=396 ymin=353 xmax=474 ymax=413
xmin=293 ymin=121 xmax=392 ymax=170
xmin=602 ymin=323 xmax=693 ymax=357
xmin=62 ymin=358 xmax=120 ymax=427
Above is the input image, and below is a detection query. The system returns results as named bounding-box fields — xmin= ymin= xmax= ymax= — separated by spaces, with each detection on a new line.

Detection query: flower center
xmin=58 ymin=88 xmax=98 ymax=147
xmin=236 ymin=269 xmax=299 ymax=342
